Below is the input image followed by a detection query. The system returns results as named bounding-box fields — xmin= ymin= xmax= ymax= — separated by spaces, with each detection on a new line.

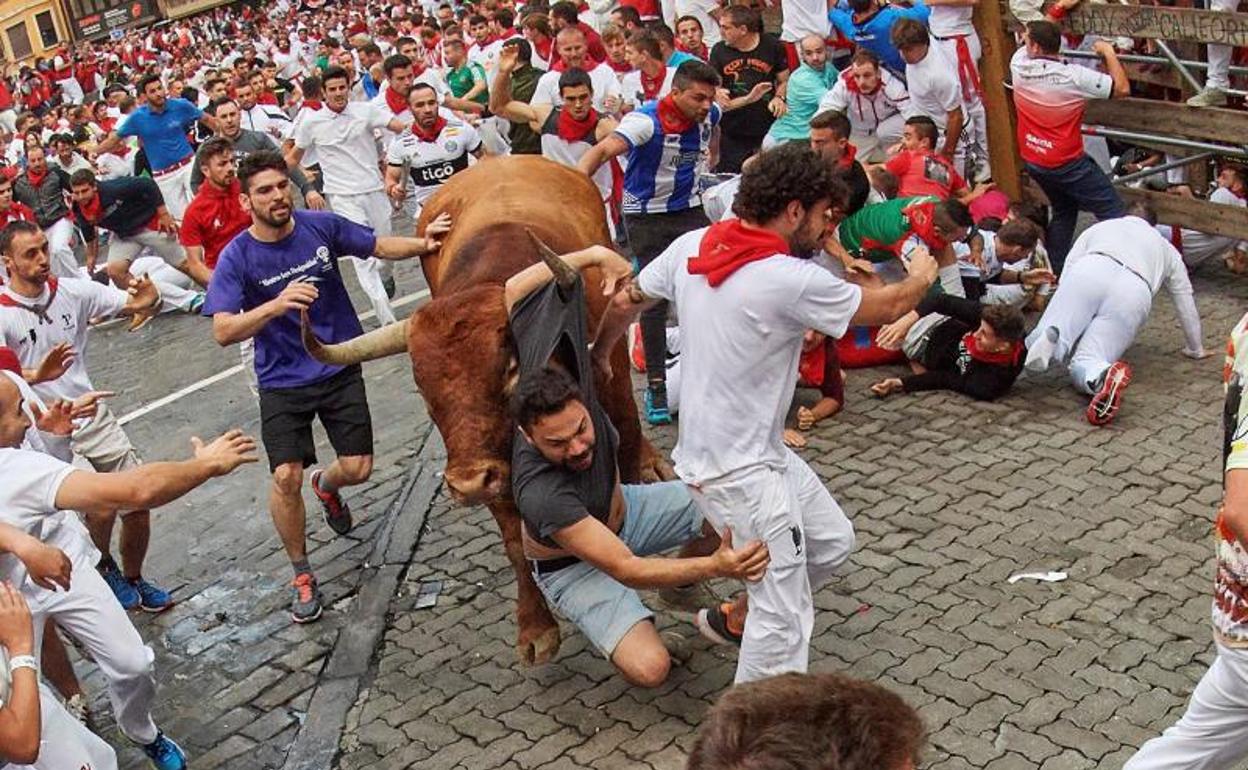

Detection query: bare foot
xmin=783 ymin=428 xmax=807 ymax=448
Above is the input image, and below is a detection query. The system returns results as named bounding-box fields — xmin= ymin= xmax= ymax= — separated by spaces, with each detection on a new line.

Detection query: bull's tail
xmin=301 ymin=311 xmax=410 ymax=365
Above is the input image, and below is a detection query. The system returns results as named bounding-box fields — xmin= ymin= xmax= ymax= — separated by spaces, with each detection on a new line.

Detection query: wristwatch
xmin=8 ymin=655 xmax=37 ymax=675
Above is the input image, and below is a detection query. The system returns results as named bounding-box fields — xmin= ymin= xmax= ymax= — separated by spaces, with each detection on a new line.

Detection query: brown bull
xmin=302 ymin=155 xmax=670 ymax=665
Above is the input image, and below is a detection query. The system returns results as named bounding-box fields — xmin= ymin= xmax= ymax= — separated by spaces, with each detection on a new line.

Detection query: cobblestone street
xmin=78 ymin=253 xmax=1248 ymax=769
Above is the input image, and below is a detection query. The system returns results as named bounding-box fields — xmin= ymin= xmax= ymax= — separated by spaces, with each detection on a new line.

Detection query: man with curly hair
xmin=593 ymin=143 xmax=937 ymax=682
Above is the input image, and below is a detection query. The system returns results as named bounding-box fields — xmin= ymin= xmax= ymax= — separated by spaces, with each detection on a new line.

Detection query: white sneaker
xmin=1187 ymin=87 xmax=1227 ymax=107
xmin=64 ymin=693 xmax=90 ymax=725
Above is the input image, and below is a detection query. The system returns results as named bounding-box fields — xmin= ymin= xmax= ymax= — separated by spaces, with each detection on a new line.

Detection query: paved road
xmin=73 ymin=250 xmax=1247 ymax=769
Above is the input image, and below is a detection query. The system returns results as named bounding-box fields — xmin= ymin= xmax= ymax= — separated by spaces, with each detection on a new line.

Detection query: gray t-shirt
xmin=510 ymin=278 xmax=619 ymax=549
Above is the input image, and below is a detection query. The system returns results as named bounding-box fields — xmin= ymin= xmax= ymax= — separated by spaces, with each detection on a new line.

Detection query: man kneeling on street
xmin=505 ymin=241 xmax=769 ymax=688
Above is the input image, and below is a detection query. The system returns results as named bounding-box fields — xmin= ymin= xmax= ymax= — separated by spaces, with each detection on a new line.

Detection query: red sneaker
xmin=310 ymin=469 xmax=353 ymax=535
xmin=629 ymin=323 xmax=646 ymax=373
xmin=1086 ymin=361 xmax=1133 ymax=426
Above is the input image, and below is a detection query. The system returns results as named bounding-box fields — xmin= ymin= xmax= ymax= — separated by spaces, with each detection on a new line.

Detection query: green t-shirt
xmin=447 ymin=62 xmax=489 ymax=106
xmin=837 ymin=195 xmax=939 ymax=262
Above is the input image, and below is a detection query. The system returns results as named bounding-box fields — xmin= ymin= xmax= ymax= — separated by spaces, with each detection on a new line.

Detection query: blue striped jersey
xmin=614 ymin=101 xmax=721 ymax=215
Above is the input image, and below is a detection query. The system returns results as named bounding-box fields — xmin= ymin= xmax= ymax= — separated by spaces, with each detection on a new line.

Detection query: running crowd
xmin=0 ymin=0 xmax=1246 ymax=767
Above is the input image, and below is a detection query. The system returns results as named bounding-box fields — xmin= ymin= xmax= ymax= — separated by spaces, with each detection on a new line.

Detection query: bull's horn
xmin=525 ymin=228 xmax=578 ymax=290
xmin=301 ymin=310 xmax=410 ymax=365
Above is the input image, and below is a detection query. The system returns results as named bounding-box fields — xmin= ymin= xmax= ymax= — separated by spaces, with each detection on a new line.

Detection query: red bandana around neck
xmin=412 ymin=116 xmax=447 ymax=142
xmin=25 ymin=169 xmax=47 ymax=189
xmin=838 ymin=142 xmax=858 ymax=170
xmin=385 ymin=86 xmax=407 ymax=115
xmin=687 ymin=219 xmax=790 ymax=287
xmin=963 ymin=331 xmax=1022 ymax=367
xmin=640 ymin=68 xmax=666 ymax=100
xmin=657 ymin=94 xmax=694 ymax=134
xmin=556 ymin=107 xmax=599 ymax=143
xmin=77 ymin=194 xmax=102 ymax=223
xmin=606 ymin=57 xmax=632 ymax=73
xmin=903 ymin=199 xmax=948 ymax=251
xmin=303 ymin=99 xmax=323 ymax=111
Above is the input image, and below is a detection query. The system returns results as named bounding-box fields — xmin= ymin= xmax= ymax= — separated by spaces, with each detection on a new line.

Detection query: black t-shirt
xmin=509 ymin=278 xmax=620 ymax=549
xmin=709 ymin=34 xmax=789 ymax=140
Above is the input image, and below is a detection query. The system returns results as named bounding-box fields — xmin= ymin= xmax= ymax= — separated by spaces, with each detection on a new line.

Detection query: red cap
xmin=0 ymin=346 xmax=20 ymax=374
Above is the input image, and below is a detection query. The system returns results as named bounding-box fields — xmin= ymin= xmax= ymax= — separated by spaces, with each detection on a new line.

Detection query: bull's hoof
xmin=517 ymin=625 xmax=561 ymax=666
xmin=640 ymin=454 xmax=677 ymax=483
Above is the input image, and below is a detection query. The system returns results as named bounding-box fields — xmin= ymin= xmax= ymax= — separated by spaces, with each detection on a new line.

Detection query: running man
xmin=204 ymin=151 xmax=449 ymax=623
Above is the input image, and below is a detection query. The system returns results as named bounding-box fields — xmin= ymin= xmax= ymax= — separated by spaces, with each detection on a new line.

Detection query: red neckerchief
xmin=258 ymin=92 xmax=279 ymax=105
xmin=25 ymin=169 xmax=47 ymax=188
xmin=688 ymin=219 xmax=789 ymax=287
xmin=838 ymin=142 xmax=858 ymax=170
xmin=678 ymin=42 xmax=709 ymax=60
xmin=903 ymin=199 xmax=948 ymax=251
xmin=77 ymin=193 xmax=103 ymax=223
xmin=385 ymin=86 xmax=407 ymax=115
xmin=606 ymin=57 xmax=632 ymax=73
xmin=640 ymin=67 xmax=665 ymax=100
xmin=0 ymin=276 xmax=59 ymax=324
xmin=657 ymin=94 xmax=694 ymax=134
xmin=535 ymin=38 xmax=553 ymax=62
xmin=303 ymin=99 xmax=323 ymax=111
xmin=554 ymin=56 xmax=599 ymax=72
xmin=556 ymin=107 xmax=598 ymax=142
xmin=0 ymin=202 xmax=34 ymax=227
xmin=963 ymin=331 xmax=1022 ymax=367
xmin=412 ymin=116 xmax=447 ymax=142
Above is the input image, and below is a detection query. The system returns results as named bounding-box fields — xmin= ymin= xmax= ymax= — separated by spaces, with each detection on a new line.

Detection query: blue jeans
xmin=1026 ymin=155 xmax=1125 ymax=274
xmin=532 ymin=481 xmax=703 ymax=658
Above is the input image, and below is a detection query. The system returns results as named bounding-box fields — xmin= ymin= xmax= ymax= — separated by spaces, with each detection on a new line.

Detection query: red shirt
xmin=620 ymin=0 xmax=660 ymax=19
xmin=0 ymin=201 xmax=35 ymax=229
xmin=179 ymin=179 xmax=251 ymax=268
xmin=885 ymin=149 xmax=967 ymax=201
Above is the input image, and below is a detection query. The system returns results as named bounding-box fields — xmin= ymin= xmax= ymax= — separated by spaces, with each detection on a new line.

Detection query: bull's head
xmin=302 ymin=234 xmax=577 ymax=507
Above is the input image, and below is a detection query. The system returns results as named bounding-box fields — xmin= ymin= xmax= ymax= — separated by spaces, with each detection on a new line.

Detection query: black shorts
xmin=258 ymin=365 xmax=373 ymax=472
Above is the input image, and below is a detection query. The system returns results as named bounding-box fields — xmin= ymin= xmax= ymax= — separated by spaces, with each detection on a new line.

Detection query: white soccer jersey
xmin=386 ymin=117 xmax=482 ymax=204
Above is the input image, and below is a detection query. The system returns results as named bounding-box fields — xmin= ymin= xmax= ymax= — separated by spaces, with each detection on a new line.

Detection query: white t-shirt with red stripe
xmin=1010 ymin=48 xmax=1112 ymax=168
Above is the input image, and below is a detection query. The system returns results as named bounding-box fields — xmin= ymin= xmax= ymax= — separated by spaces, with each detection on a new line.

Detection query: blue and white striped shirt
xmin=615 ymin=101 xmax=721 ymax=215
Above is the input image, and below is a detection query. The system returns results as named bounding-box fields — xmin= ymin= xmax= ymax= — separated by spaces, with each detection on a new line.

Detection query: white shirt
xmin=243 ymin=103 xmax=294 ymax=141
xmin=662 ymin=0 xmax=723 ymax=45
xmin=904 ymin=46 xmax=963 ymax=129
xmin=532 ymin=62 xmax=623 ymax=114
xmin=818 ymin=70 xmax=912 ymax=135
xmin=0 ymin=446 xmax=82 ymax=604
xmin=293 ymin=101 xmax=391 ymax=194
xmin=386 ymin=117 xmax=482 ymax=203
xmin=620 ymin=67 xmax=676 ymax=110
xmin=637 ymin=227 xmax=863 ymax=482
xmin=928 ymin=6 xmax=976 ymax=38
xmin=1066 ymin=216 xmax=1203 ymax=351
xmin=273 ymin=49 xmax=303 ymax=80
xmin=0 ymin=278 xmax=126 ymax=404
xmin=780 ymin=0 xmax=831 ymax=41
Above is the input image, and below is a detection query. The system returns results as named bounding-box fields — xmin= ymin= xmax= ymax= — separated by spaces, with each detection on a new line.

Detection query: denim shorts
xmin=533 ymin=480 xmax=704 ymax=658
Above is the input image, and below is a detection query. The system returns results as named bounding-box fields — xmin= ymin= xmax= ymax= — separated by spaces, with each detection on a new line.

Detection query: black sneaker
xmin=695 ymin=602 xmax=742 ymax=647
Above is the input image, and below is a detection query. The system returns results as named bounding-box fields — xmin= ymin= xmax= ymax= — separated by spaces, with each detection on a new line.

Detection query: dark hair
xmin=672 ymin=59 xmax=721 ymax=90
xmin=199 ymin=136 xmax=234 ymax=163
xmin=733 ymin=143 xmax=845 ymax=223
xmin=205 ymin=96 xmax=236 ymax=115
xmin=890 ymin=17 xmax=929 ymax=49
xmin=613 ymin=5 xmax=643 ymax=26
xmin=0 ymin=175 xmax=10 ymax=189
xmin=809 ymin=109 xmax=851 ymax=139
xmin=495 ymin=8 xmax=515 ymax=28
xmin=1127 ymin=200 xmax=1158 ymax=226
xmin=1025 ymin=20 xmax=1062 ymax=55
xmin=995 ymin=219 xmax=1040 ymax=250
xmin=722 ymin=4 xmax=763 ymax=33
xmin=383 ymin=53 xmax=412 ymax=76
xmin=137 ymin=73 xmax=163 ymax=94
xmin=558 ymin=67 xmax=594 ymax=93
xmin=675 ymin=14 xmax=703 ymax=31
xmin=687 ymin=672 xmax=927 ymax=770
xmin=627 ymin=30 xmax=663 ymax=61
xmin=237 ymin=150 xmax=288 ymax=192
xmin=409 ymin=82 xmax=439 ymax=100
xmin=504 ymin=37 xmax=533 ymax=63
xmin=549 ymin=1 xmax=581 ymax=24
xmin=1009 ymin=199 xmax=1048 ymax=232
xmin=69 ymin=167 xmax=96 ymax=188
xmin=302 ymin=75 xmax=323 ymax=100
xmin=468 ymin=13 xmax=489 ymax=26
xmin=50 ymin=133 xmax=74 ymax=147
xmin=511 ymin=366 xmax=583 ymax=429
xmin=396 ymin=35 xmax=418 ymax=49
xmin=904 ymin=115 xmax=939 ymax=148
xmin=321 ymin=65 xmax=351 ymax=89
xmin=982 ymin=304 xmax=1026 ymax=343
xmin=360 ymin=43 xmax=382 ymax=58
xmin=936 ymin=199 xmax=974 ymax=231
xmin=0 ymin=220 xmax=40 ymax=256
xmin=647 ymin=21 xmax=677 ymax=48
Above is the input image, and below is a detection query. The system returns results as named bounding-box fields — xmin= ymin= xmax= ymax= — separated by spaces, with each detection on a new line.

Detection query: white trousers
xmin=690 ymin=449 xmax=855 ymax=684
xmin=152 ymin=162 xmax=194 ymax=221
xmin=129 ymin=255 xmax=198 ymax=313
xmin=1024 ymin=255 xmax=1153 ymax=393
xmin=850 ymin=112 xmax=906 ymax=163
xmin=1157 ymin=224 xmax=1246 ymax=270
xmin=107 ymin=229 xmax=187 ymax=271
xmin=31 ymin=559 xmax=159 ymax=745
xmin=327 ymin=190 xmax=397 ymax=326
xmin=45 ymin=218 xmax=77 ymax=279
xmin=934 ymin=33 xmax=991 ymax=181
xmin=1207 ymin=0 xmax=1238 ymax=90
xmin=5 ymin=684 xmax=118 ymax=770
xmin=1124 ymin=642 xmax=1248 ymax=769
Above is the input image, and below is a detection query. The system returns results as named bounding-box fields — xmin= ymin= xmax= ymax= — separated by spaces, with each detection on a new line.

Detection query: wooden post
xmin=974 ymin=0 xmax=1022 ymax=199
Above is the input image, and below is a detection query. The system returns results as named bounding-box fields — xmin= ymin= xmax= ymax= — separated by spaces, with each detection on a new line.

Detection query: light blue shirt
xmin=117 ymin=97 xmax=201 ymax=171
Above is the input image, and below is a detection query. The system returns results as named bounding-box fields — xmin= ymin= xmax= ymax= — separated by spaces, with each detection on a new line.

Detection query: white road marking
xmin=118 ymin=289 xmax=431 ymax=426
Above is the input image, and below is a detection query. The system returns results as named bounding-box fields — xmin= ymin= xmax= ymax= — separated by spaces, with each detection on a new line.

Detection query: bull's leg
xmin=486 ymin=500 xmax=561 ymax=666
xmin=596 ymin=339 xmax=675 ymax=484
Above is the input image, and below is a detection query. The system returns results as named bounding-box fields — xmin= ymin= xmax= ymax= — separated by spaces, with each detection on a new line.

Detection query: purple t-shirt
xmin=203 ymin=210 xmax=376 ymax=389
